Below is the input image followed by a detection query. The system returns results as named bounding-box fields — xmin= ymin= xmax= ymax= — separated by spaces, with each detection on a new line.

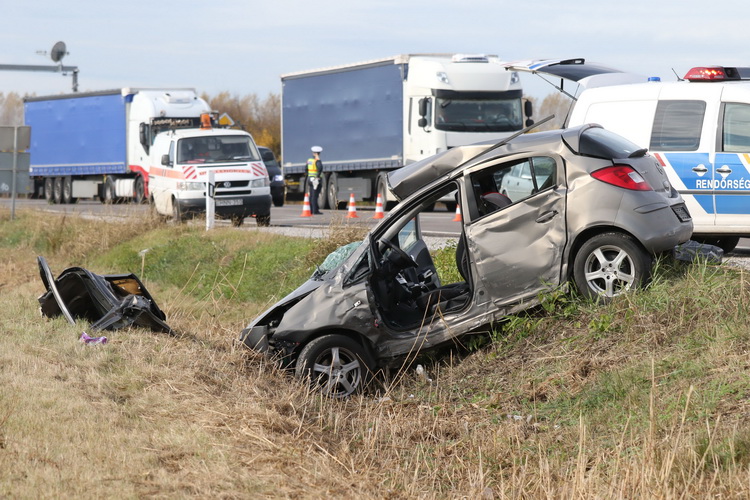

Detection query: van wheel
xmin=171 ymin=198 xmax=183 ymax=224
xmin=256 ymin=214 xmax=271 ymax=227
xmin=573 ymin=232 xmax=651 ymax=301
xmin=295 ymin=334 xmax=374 ymax=398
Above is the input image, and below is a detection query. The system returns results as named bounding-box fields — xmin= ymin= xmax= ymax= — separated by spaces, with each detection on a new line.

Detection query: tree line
xmin=0 ymin=91 xmax=282 ymax=158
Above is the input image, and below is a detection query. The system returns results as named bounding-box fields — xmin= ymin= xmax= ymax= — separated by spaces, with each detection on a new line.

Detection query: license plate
xmin=672 ymin=204 xmax=691 ymax=222
xmin=215 ymin=198 xmax=243 ymax=207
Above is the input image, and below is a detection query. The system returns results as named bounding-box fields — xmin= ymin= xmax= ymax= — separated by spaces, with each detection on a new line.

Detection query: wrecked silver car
xmin=240 ymin=124 xmax=693 ymax=397
xmin=38 ymin=256 xmax=171 ymax=333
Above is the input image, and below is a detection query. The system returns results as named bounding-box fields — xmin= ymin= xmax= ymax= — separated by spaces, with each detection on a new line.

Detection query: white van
xmin=509 ymin=59 xmax=750 ymax=252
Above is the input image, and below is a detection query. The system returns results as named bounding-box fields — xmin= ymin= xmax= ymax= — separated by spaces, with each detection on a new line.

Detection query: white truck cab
xmin=508 ymin=59 xmax=750 ymax=252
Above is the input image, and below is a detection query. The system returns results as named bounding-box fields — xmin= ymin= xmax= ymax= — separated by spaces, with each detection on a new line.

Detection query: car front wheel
xmin=295 ymin=334 xmax=374 ymax=398
xmin=573 ymin=232 xmax=651 ymax=301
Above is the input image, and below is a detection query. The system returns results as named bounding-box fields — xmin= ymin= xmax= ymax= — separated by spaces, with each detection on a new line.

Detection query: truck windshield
xmin=177 ymin=136 xmax=261 ymax=164
xmin=435 ymin=96 xmax=523 ymax=133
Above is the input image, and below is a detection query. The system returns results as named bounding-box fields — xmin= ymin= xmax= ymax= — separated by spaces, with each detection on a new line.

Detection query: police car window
xmin=650 ymin=100 xmax=706 ymax=151
xmin=722 ymin=103 xmax=750 ymax=152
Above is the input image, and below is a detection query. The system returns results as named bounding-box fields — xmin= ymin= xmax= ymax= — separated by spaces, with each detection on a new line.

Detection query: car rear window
xmin=579 ymin=127 xmax=646 ymax=159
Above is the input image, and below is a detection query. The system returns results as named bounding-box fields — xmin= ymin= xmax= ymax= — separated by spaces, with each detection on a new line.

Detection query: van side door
xmin=714 ymin=99 xmax=750 ymax=229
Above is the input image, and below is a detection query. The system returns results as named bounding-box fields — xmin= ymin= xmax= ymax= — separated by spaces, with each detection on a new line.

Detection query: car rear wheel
xmin=295 ymin=334 xmax=374 ymax=398
xmin=573 ymin=232 xmax=651 ymax=301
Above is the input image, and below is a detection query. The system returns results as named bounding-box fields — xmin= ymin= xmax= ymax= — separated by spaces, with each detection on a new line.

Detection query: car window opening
xmin=370 ymin=185 xmax=471 ymax=330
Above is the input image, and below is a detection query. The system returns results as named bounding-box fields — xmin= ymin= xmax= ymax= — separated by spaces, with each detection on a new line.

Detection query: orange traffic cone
xmin=345 ymin=193 xmax=359 ymax=218
xmin=372 ymin=194 xmax=385 ymax=219
xmin=300 ymin=193 xmax=312 ymax=217
xmin=452 ymin=204 xmax=462 ymax=222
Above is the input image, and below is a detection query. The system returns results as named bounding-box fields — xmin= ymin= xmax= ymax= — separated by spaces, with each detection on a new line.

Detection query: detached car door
xmin=463 ymin=155 xmax=567 ymax=306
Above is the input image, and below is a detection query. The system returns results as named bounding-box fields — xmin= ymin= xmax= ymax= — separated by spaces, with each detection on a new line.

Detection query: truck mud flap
xmin=37 ymin=256 xmax=172 ymax=333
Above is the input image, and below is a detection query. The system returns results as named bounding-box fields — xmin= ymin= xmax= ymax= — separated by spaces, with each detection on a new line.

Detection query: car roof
xmin=387 ymin=124 xmax=599 ymax=200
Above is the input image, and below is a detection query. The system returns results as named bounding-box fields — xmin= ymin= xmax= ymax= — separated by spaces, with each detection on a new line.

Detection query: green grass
xmin=2 ymin=207 xmax=750 ymax=497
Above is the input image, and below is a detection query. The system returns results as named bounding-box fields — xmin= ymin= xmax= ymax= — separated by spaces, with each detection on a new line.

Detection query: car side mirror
xmin=161 ymin=154 xmax=171 ymax=166
xmin=418 ymin=118 xmax=427 ymax=128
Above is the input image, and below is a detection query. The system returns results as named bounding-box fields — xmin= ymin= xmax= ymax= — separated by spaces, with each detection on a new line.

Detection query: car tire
xmin=573 ymin=232 xmax=651 ymax=301
xmin=295 ymin=334 xmax=374 ymax=399
xmin=256 ymin=214 xmax=271 ymax=227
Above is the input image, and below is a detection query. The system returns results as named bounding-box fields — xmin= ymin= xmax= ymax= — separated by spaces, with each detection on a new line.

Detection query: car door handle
xmin=716 ymin=165 xmax=732 ymax=175
xmin=536 ymin=210 xmax=558 ymax=223
xmin=692 ymin=165 xmax=708 ymax=173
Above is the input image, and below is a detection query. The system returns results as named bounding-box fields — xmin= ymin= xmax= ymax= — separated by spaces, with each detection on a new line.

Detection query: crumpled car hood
xmin=37 ymin=256 xmax=172 ymax=333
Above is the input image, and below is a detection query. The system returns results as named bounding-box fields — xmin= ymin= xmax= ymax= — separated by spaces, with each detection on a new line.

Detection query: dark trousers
xmin=309 ymin=178 xmax=322 ymax=214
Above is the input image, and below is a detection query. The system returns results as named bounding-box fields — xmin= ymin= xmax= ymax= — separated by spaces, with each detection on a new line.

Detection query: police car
xmin=507 ymin=58 xmax=750 ymax=252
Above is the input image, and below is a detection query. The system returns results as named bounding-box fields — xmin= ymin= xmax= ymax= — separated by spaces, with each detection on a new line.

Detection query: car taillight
xmin=591 ymin=165 xmax=652 ymax=191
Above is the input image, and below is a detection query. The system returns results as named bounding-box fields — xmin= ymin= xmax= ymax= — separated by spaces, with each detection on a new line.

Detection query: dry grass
xmin=1 ymin=207 xmax=749 ymax=498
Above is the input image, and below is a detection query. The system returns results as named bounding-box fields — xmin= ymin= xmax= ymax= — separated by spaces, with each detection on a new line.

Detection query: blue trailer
xmin=281 ymin=54 xmax=530 ymax=209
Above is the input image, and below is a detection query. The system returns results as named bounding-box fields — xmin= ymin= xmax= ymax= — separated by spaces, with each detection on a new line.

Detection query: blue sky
xmin=1 ymin=0 xmax=747 ymax=99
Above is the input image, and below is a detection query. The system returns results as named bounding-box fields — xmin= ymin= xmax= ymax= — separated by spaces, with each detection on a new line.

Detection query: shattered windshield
xmin=177 ymin=136 xmax=261 ymax=164
xmin=435 ymin=96 xmax=523 ymax=133
xmin=312 ymin=241 xmax=363 ymax=279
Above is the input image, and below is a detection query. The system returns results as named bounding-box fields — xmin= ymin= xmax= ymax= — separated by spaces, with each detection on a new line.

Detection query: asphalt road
xmin=0 ymin=197 xmax=464 ymax=237
xmin=3 ymin=197 xmax=750 ymax=255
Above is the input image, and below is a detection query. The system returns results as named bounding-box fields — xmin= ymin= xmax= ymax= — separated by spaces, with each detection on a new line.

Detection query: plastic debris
xmin=80 ymin=332 xmax=108 ymax=345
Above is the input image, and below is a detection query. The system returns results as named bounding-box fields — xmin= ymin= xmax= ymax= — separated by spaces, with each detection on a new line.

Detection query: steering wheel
xmin=380 ymin=239 xmax=418 ymax=269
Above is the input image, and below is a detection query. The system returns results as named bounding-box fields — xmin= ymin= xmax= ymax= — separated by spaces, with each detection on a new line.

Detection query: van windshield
xmin=177 ymin=136 xmax=261 ymax=164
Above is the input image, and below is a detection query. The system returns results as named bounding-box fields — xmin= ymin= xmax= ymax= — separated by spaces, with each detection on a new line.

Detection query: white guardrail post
xmin=206 ymin=170 xmax=215 ymax=230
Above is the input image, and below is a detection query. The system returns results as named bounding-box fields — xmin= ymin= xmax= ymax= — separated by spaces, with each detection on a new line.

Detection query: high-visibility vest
xmin=307 ymin=158 xmax=319 ymax=176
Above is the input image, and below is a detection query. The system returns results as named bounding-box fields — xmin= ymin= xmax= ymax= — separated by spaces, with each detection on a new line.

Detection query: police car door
xmin=715 ymin=86 xmax=750 ymax=230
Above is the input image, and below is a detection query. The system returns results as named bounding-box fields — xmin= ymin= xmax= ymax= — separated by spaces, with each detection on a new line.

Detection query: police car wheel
xmin=573 ymin=232 xmax=651 ymax=301
xmin=295 ymin=334 xmax=374 ymax=399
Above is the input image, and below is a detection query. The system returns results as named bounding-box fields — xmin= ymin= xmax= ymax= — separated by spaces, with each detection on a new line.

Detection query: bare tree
xmin=0 ymin=92 xmax=25 ymax=126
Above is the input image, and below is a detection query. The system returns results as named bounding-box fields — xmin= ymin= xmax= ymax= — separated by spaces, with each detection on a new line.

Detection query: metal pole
xmin=10 ymin=127 xmax=18 ymax=221
xmin=206 ymin=170 xmax=215 ymax=230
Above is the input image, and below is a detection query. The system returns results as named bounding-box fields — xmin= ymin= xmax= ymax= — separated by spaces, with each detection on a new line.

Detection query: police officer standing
xmin=307 ymin=145 xmax=324 ymax=215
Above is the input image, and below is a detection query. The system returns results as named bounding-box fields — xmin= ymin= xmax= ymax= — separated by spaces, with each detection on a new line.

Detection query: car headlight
xmin=176 ymin=181 xmax=205 ymax=191
xmin=250 ymin=178 xmax=270 ymax=188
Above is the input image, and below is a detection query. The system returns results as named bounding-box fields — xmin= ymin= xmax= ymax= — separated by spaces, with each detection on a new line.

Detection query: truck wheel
xmin=317 ymin=174 xmax=328 ymax=209
xmin=62 ymin=176 xmax=77 ymax=204
xmin=44 ymin=178 xmax=55 ymax=204
xmin=327 ymin=173 xmax=339 ymax=210
xmin=231 ymin=215 xmax=245 ymax=227
xmin=134 ymin=176 xmax=146 ymax=204
xmin=103 ymin=177 xmax=117 ymax=204
xmin=256 ymin=214 xmax=271 ymax=227
xmin=53 ymin=177 xmax=64 ymax=204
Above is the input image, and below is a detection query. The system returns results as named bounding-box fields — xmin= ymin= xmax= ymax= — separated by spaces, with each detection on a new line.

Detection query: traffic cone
xmin=452 ymin=204 xmax=462 ymax=222
xmin=300 ymin=193 xmax=312 ymax=217
xmin=345 ymin=193 xmax=359 ymax=218
xmin=372 ymin=194 xmax=385 ymax=219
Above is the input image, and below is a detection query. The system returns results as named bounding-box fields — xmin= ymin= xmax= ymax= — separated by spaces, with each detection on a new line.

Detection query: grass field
xmin=1 ymin=208 xmax=749 ymax=498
